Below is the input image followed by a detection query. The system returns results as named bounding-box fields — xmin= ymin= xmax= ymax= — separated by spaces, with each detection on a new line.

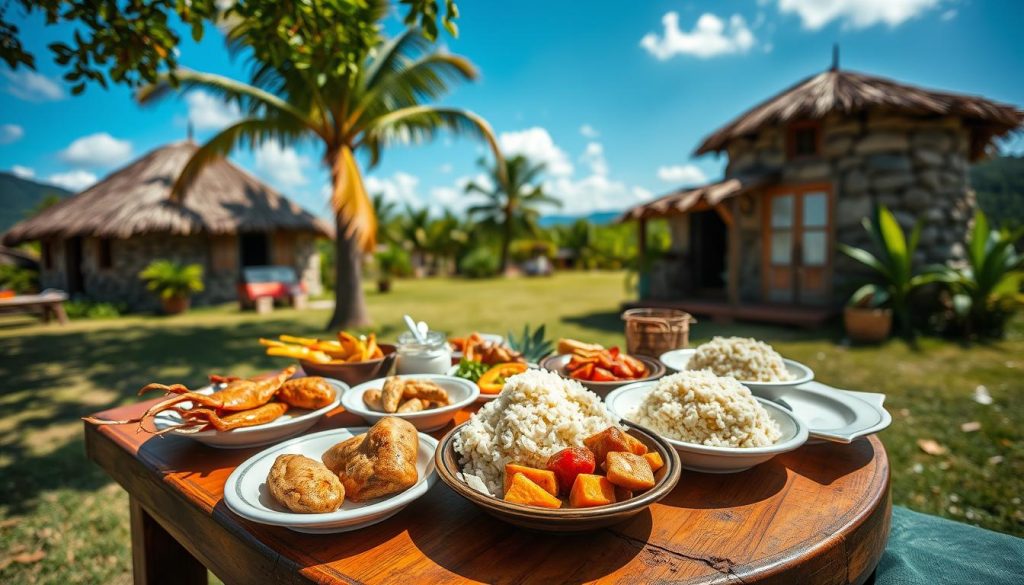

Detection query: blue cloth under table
xmin=872 ymin=506 xmax=1024 ymax=584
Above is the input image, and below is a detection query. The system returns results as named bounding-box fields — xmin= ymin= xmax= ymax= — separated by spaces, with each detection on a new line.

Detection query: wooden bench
xmin=0 ymin=291 xmax=69 ymax=324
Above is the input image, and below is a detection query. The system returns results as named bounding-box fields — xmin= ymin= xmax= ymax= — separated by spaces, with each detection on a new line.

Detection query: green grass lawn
xmin=0 ymin=271 xmax=1021 ymax=583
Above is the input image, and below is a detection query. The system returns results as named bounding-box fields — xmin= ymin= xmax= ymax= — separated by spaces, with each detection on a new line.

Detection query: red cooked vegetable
xmin=546 ymin=447 xmax=596 ymax=494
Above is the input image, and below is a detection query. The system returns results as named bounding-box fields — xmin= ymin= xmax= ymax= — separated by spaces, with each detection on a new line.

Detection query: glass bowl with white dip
xmin=396 ymin=331 xmax=453 ymax=375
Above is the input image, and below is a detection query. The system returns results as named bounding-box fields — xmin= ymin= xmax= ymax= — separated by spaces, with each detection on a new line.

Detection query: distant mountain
xmin=971 ymin=155 xmax=1024 ymax=226
xmin=539 ymin=210 xmax=621 ymax=227
xmin=0 ymin=172 xmax=72 ymax=233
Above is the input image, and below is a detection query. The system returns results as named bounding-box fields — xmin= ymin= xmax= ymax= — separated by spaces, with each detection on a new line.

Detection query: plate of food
xmin=86 ymin=366 xmax=345 ymax=449
xmin=540 ymin=338 xmax=665 ymax=397
xmin=260 ymin=332 xmax=396 ymax=387
xmin=450 ymin=360 xmax=531 ymax=402
xmin=449 ymin=325 xmax=552 ymax=402
xmin=449 ymin=332 xmax=505 ymax=359
xmin=223 ymin=417 xmax=437 ymax=533
xmin=435 ymin=369 xmax=681 ymax=532
xmin=659 ymin=337 xmax=813 ymax=398
xmin=605 ymin=371 xmax=808 ymax=473
xmin=342 ymin=374 xmax=479 ymax=431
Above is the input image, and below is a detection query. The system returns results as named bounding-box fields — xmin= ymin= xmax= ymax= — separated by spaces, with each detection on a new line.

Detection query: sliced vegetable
xmin=504 ymin=473 xmax=562 ymax=508
xmin=643 ymin=452 xmax=664 ymax=473
xmin=504 ymin=464 xmax=559 ymax=497
xmin=546 ymin=446 xmax=596 ymax=495
xmin=454 ymin=358 xmax=489 ymax=382
xmin=604 ymin=451 xmax=656 ymax=491
xmin=569 ymin=474 xmax=616 ymax=508
xmin=477 ymin=362 xmax=528 ymax=394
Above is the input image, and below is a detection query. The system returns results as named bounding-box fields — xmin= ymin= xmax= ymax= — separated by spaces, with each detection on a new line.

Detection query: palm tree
xmin=137 ymin=28 xmax=501 ymax=328
xmin=398 ymin=204 xmax=432 ymax=276
xmin=427 ymin=208 xmax=470 ymax=275
xmin=372 ymin=193 xmax=401 ymax=246
xmin=464 ymin=155 xmax=561 ymax=273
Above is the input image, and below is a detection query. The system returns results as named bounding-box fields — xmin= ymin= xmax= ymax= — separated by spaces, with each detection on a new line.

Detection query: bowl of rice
xmin=436 ymin=369 xmax=681 ymax=531
xmin=605 ymin=371 xmax=808 ymax=473
xmin=659 ymin=337 xmax=813 ymax=398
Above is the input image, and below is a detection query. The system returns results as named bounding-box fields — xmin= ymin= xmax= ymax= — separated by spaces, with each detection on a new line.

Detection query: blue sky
xmin=1 ymin=0 xmax=1022 ymax=219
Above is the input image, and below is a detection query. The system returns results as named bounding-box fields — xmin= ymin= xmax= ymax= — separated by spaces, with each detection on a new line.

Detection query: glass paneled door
xmin=763 ymin=185 xmax=832 ymax=305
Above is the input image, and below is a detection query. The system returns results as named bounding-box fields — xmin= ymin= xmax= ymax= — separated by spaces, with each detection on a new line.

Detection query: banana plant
xmin=837 ymin=206 xmax=947 ymax=338
xmin=939 ymin=210 xmax=1024 ymax=338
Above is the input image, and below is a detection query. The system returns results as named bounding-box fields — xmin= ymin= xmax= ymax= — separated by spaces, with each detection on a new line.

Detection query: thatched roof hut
xmin=695 ymin=69 xmax=1023 ymax=160
xmin=2 ymin=141 xmax=331 ymax=245
xmin=3 ymin=141 xmax=330 ymax=310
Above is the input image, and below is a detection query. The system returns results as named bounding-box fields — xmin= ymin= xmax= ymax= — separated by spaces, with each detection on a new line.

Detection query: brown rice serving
xmin=687 ymin=336 xmax=793 ymax=382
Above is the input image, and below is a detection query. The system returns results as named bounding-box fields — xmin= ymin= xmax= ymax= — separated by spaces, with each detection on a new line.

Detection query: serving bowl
xmin=300 ymin=343 xmax=397 ymax=387
xmin=152 ymin=377 xmax=346 ymax=449
xmin=223 ymin=427 xmax=437 ymax=533
xmin=342 ymin=374 xmax=479 ymax=432
xmin=435 ymin=422 xmax=681 ymax=532
xmin=539 ymin=353 xmax=666 ymax=397
xmin=658 ymin=348 xmax=814 ymax=399
xmin=605 ymin=381 xmax=808 ymax=473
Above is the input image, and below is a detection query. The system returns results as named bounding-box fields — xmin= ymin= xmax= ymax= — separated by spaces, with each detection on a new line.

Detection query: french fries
xmin=262 ymin=332 xmax=385 ymax=364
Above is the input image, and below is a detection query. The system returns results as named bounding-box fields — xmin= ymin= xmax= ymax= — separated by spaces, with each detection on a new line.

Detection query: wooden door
xmin=762 ymin=185 xmax=832 ymax=305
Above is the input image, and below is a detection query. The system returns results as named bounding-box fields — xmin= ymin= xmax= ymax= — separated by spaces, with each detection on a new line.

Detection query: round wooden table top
xmin=86 ymin=401 xmax=892 ymax=585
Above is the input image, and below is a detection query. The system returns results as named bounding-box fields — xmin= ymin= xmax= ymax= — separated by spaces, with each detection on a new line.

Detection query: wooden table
xmin=84 ymin=400 xmax=891 ymax=584
xmin=0 ymin=291 xmax=69 ymax=324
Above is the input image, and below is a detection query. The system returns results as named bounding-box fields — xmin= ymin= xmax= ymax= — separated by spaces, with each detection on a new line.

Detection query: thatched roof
xmin=619 ymin=171 xmax=778 ymax=222
xmin=2 ymin=142 xmax=332 ymax=245
xmin=695 ymin=69 xmax=1024 ymax=159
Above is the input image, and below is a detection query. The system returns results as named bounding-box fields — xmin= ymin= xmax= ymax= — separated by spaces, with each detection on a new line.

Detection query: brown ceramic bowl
xmin=539 ymin=353 xmax=666 ymax=397
xmin=435 ymin=422 xmax=681 ymax=532
xmin=299 ymin=343 xmax=397 ymax=387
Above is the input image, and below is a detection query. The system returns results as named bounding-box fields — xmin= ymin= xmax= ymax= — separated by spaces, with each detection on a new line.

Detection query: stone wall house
xmin=621 ymin=67 xmax=1022 ymax=324
xmin=3 ymin=142 xmax=332 ymax=311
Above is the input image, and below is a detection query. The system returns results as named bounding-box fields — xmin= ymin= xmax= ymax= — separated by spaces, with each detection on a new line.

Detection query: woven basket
xmin=621 ymin=308 xmax=696 ymax=357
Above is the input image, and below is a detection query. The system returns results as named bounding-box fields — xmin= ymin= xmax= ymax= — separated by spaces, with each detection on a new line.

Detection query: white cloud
xmin=253 ymin=140 xmax=310 ymax=189
xmin=46 ymin=170 xmax=98 ymax=191
xmin=185 ymin=91 xmax=242 ymax=130
xmin=580 ymin=142 xmax=609 ymax=177
xmin=657 ymin=164 xmax=708 ymax=186
xmin=580 ymin=124 xmax=600 ymax=139
xmin=438 ymin=163 xmax=453 ymax=174
xmin=59 ymin=133 xmax=133 ymax=168
xmin=777 ymin=0 xmax=941 ymax=30
xmin=498 ymin=127 xmax=573 ymax=176
xmin=641 ymin=12 xmax=756 ymax=60
xmin=365 ymin=172 xmax=421 ymax=208
xmin=2 ymin=70 xmax=64 ymax=102
xmin=0 ymin=124 xmax=24 ymax=144
xmin=940 ymin=9 xmax=957 ymax=21
xmin=10 ymin=165 xmax=35 ymax=179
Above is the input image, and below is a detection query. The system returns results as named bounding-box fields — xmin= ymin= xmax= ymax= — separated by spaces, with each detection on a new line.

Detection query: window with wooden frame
xmin=97 ymin=238 xmax=113 ymax=269
xmin=786 ymin=120 xmax=821 ymax=159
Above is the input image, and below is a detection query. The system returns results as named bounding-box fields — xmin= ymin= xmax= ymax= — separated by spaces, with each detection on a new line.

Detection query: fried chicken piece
xmin=363 ymin=389 xmax=384 ymax=411
xmin=400 ymin=379 xmax=449 ymax=404
xmin=397 ymin=398 xmax=425 ymax=412
xmin=277 ymin=377 xmax=337 ymax=409
xmin=267 ymin=454 xmax=345 ymax=513
xmin=321 ymin=417 xmax=419 ymax=502
xmin=381 ymin=377 xmax=405 ymax=413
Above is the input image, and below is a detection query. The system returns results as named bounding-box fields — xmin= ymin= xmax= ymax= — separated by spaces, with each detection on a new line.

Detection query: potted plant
xmin=838 ymin=206 xmax=946 ymax=340
xmin=843 ymin=286 xmax=893 ymax=343
xmin=139 ymin=260 xmax=205 ymax=314
xmin=374 ymin=246 xmax=411 ymax=293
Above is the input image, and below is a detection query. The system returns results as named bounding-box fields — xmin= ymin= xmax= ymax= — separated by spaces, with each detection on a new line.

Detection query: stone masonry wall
xmin=723 ymin=110 xmax=974 ymax=302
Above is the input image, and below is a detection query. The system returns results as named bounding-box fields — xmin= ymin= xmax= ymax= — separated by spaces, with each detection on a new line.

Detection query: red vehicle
xmin=237 ymin=266 xmax=306 ymax=309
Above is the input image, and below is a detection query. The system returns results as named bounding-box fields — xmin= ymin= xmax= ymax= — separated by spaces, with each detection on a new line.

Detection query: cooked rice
xmin=454 ymin=369 xmax=619 ymax=496
xmin=629 ymin=371 xmax=781 ymax=447
xmin=686 ymin=336 xmax=793 ymax=382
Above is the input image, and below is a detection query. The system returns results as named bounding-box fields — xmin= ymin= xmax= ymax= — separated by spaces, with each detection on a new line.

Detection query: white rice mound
xmin=630 ymin=371 xmax=781 ymax=448
xmin=454 ymin=369 xmax=619 ymax=496
xmin=686 ymin=336 xmax=793 ymax=382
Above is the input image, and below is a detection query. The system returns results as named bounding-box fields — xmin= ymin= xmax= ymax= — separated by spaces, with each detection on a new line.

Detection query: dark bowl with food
xmin=539 ymin=353 xmax=666 ymax=397
xmin=435 ymin=422 xmax=681 ymax=532
xmin=300 ymin=343 xmax=397 ymax=387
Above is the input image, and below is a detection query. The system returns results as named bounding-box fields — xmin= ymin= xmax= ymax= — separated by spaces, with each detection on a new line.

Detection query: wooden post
xmin=130 ymin=497 xmax=206 ymax=585
xmin=727 ymin=197 xmax=741 ymax=307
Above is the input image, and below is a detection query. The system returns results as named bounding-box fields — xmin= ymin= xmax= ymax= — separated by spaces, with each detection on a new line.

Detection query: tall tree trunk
xmin=326 ymin=216 xmax=371 ymax=330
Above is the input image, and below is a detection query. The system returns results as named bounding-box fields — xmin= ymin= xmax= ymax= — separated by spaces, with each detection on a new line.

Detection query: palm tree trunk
xmin=327 ymin=215 xmax=372 ymax=330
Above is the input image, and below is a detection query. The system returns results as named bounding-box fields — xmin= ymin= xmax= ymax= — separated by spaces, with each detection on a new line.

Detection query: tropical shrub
xmin=376 ymin=246 xmax=413 ymax=278
xmin=937 ymin=211 xmax=1024 ymax=338
xmin=138 ymin=260 xmax=205 ymax=300
xmin=509 ymin=239 xmax=556 ymax=262
xmin=0 ymin=264 xmax=38 ymax=294
xmin=459 ymin=247 xmax=500 ymax=278
xmin=64 ymin=300 xmax=126 ymax=319
xmin=837 ymin=206 xmax=946 ymax=338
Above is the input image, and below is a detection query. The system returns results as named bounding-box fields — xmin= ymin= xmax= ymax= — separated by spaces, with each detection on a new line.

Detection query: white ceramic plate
xmin=342 ymin=374 xmax=479 ymax=431
xmin=223 ymin=427 xmax=438 ymax=533
xmin=773 ymin=381 xmax=892 ymax=444
xmin=152 ymin=378 xmax=346 ymax=449
xmin=605 ymin=381 xmax=808 ymax=474
xmin=659 ymin=348 xmax=814 ymax=398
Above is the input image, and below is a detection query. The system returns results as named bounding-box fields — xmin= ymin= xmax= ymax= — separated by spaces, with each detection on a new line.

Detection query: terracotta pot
xmin=377 ymin=278 xmax=392 ymax=293
xmin=162 ymin=295 xmax=191 ymax=315
xmin=844 ymin=307 xmax=892 ymax=343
